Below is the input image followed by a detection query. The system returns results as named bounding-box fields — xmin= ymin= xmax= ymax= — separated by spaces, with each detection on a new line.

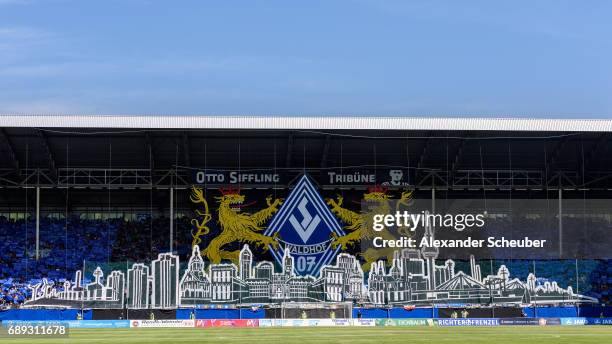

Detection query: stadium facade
xmin=0 ymin=115 xmax=611 ymax=311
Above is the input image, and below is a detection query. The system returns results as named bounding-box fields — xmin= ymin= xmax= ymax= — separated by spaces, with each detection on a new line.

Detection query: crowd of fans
xmin=0 ymin=215 xmax=193 ymax=308
xmin=111 ymin=216 xmax=192 ymax=262
xmin=0 ymin=216 xmax=122 ymax=308
xmin=0 ymin=216 xmax=120 ymax=281
xmin=1 ymin=281 xmax=27 ymax=309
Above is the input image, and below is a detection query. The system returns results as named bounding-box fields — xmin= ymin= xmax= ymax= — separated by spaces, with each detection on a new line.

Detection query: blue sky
xmin=0 ymin=0 xmax=611 ymax=117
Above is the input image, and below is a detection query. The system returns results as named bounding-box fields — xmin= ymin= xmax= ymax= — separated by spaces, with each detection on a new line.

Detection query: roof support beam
xmin=35 ymin=130 xmax=57 ymax=181
xmin=182 ymin=132 xmax=191 ymax=168
xmin=145 ymin=132 xmax=155 ymax=171
xmin=545 ymin=136 xmax=572 ymax=187
xmin=576 ymin=135 xmax=608 ymax=187
xmin=449 ymin=134 xmax=469 ymax=184
xmin=0 ymin=129 xmax=19 ymax=173
xmin=450 ymin=139 xmax=467 ymax=174
xmin=285 ymin=132 xmax=294 ymax=168
xmin=320 ymin=135 xmax=331 ymax=168
xmin=547 ymin=136 xmax=571 ymax=168
xmin=584 ymin=134 xmax=608 ymax=169
xmin=416 ymin=135 xmax=431 ymax=170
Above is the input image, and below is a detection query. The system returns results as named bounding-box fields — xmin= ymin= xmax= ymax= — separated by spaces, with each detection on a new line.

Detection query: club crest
xmin=264 ymin=175 xmax=345 ymax=276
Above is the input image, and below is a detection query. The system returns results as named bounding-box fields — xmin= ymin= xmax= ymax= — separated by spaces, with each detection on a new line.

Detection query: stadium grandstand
xmin=0 ymin=115 xmax=610 ymax=321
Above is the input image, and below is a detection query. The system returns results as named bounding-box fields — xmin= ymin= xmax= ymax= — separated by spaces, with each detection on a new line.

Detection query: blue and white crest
xmin=264 ymin=175 xmax=345 ymax=276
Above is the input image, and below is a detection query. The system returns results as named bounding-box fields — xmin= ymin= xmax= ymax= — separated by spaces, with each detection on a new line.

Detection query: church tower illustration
xmin=283 ymin=249 xmax=294 ymax=276
xmin=421 ymin=223 xmax=439 ymax=290
xmin=240 ymin=245 xmax=253 ymax=280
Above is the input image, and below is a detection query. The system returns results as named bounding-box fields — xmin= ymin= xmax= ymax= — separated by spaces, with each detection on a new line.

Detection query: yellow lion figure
xmin=191 ymin=186 xmax=282 ymax=265
xmin=190 ymin=186 xmax=212 ymax=248
xmin=326 ymin=186 xmax=413 ymax=270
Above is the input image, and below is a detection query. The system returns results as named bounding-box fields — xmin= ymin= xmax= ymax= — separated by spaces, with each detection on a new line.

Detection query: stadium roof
xmin=2 ymin=115 xmax=612 ymax=132
xmin=2 ymin=115 xmax=612 ymax=193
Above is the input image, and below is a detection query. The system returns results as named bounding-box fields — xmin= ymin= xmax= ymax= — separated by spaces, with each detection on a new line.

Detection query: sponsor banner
xmin=1 ymin=321 xmax=57 ymax=327
xmin=499 ymin=318 xmax=561 ymax=326
xmin=64 ymin=320 xmax=131 ymax=329
xmin=130 ymin=320 xmax=194 ymax=328
xmin=332 ymin=319 xmax=351 ymax=326
xmin=280 ymin=319 xmax=307 ymax=327
xmin=375 ymin=318 xmax=432 ymax=326
xmin=585 ymin=318 xmax=612 ymax=325
xmin=307 ymin=319 xmax=332 ymax=327
xmin=499 ymin=318 xmax=539 ymax=326
xmin=560 ymin=318 xmax=588 ymax=326
xmin=258 ymin=319 xmax=274 ymax=327
xmin=352 ymin=319 xmax=376 ymax=327
xmin=271 ymin=319 xmax=351 ymax=327
xmin=195 ymin=319 xmax=259 ymax=328
xmin=2 ymin=320 xmax=130 ymax=329
xmin=541 ymin=318 xmax=561 ymax=326
xmin=271 ymin=319 xmax=290 ymax=327
xmin=1 ymin=321 xmax=59 ymax=328
xmin=437 ymin=318 xmax=499 ymax=327
xmin=16 ymin=317 xmax=599 ymax=329
xmin=566 ymin=317 xmax=612 ymax=326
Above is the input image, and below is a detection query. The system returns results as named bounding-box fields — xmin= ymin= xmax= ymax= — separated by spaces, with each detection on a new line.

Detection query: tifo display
xmin=0 ymin=118 xmax=611 ymax=330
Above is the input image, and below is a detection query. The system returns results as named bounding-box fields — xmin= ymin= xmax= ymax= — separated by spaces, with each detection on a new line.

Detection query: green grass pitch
xmin=5 ymin=327 xmax=612 ymax=344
